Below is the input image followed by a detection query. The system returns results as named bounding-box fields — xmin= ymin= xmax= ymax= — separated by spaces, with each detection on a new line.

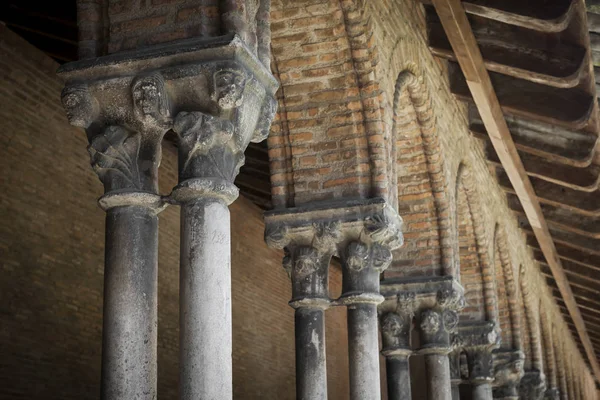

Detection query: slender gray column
xmin=380 ymin=309 xmax=413 ymax=400
xmin=418 ymin=301 xmax=462 ymax=400
xmin=425 ymin=353 xmax=453 ymax=400
xmin=178 ymin=196 xmax=233 ymax=400
xmin=386 ymin=356 xmax=411 ymax=400
xmin=341 ymin=240 xmax=396 ymax=400
xmin=101 ymin=202 xmax=160 ymax=400
xmin=284 ymin=242 xmax=333 ymax=400
xmin=348 ymin=303 xmax=381 ymax=400
xmin=295 ymin=308 xmax=327 ymax=400
xmin=449 ymin=350 xmax=461 ymax=400
xmin=473 ymin=383 xmax=493 ymax=399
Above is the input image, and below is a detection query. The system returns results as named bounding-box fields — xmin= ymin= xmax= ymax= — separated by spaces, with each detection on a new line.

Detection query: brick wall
xmin=0 ymin=25 xmax=350 ymax=399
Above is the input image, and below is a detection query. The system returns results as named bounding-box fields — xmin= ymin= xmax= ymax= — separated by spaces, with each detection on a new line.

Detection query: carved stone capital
xmin=59 ymin=35 xmax=278 ymax=203
xmin=452 ymin=322 xmax=500 ymax=383
xmin=544 ymin=387 xmax=560 ymax=400
xmin=378 ymin=276 xmax=464 ymax=353
xmin=492 ymin=349 xmax=524 ymax=398
xmin=264 ymin=198 xmax=403 ymax=307
xmin=519 ymin=371 xmax=547 ymax=400
xmin=380 ymin=311 xmax=412 ymax=357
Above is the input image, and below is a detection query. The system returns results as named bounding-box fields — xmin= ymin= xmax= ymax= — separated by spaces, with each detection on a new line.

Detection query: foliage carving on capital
xmin=312 ymin=220 xmax=341 ymax=251
xmin=173 ymin=111 xmax=243 ymax=182
xmin=212 ymin=68 xmax=247 ymax=111
xmin=397 ymin=292 xmax=417 ymax=315
xmin=494 ymin=354 xmax=525 ymax=387
xmin=251 ymin=95 xmax=277 ymax=143
xmin=437 ymin=287 xmax=465 ymax=311
xmin=88 ymin=125 xmax=142 ymax=192
xmin=443 ymin=310 xmax=459 ymax=333
xmin=264 ymin=223 xmax=290 ymax=250
xmin=364 ymin=213 xmax=403 ymax=247
xmin=131 ymin=72 xmax=172 ymax=131
xmin=346 ymin=241 xmax=370 ymax=272
xmin=381 ymin=312 xmax=412 ymax=349
xmin=420 ymin=310 xmax=442 ymax=335
xmin=519 ymin=371 xmax=546 ymax=400
xmin=293 ymin=246 xmax=320 ymax=279
xmin=61 ymin=84 xmax=99 ymax=129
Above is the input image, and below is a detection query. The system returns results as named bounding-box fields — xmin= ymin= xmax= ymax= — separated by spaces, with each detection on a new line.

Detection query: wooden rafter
xmin=431 ymin=0 xmax=600 ymax=382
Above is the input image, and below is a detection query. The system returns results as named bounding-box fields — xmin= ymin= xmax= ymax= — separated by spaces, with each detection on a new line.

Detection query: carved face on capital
xmin=213 ymin=69 xmax=246 ymax=110
xmin=61 ymin=84 xmax=97 ymax=128
xmin=131 ymin=73 xmax=170 ymax=124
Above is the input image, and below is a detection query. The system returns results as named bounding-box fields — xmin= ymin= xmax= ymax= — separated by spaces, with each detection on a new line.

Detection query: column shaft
xmin=425 ymin=354 xmax=453 ymax=400
xmin=295 ymin=308 xmax=327 ymax=400
xmin=472 ymin=383 xmax=493 ymax=400
xmin=348 ymin=304 xmax=381 ymax=400
xmin=101 ymin=206 xmax=158 ymax=400
xmin=386 ymin=355 xmax=411 ymax=400
xmin=180 ymin=198 xmax=232 ymax=400
xmin=451 ymin=384 xmax=460 ymax=400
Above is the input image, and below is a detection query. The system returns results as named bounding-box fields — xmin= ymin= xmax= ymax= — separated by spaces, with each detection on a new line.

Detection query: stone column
xmin=418 ymin=290 xmax=464 ymax=400
xmin=380 ymin=277 xmax=464 ymax=400
xmin=448 ymin=350 xmax=462 ymax=400
xmin=380 ymin=296 xmax=415 ymax=400
xmin=266 ymin=221 xmax=339 ymax=400
xmin=340 ymin=240 xmax=397 ymax=400
xmin=265 ymin=198 xmax=403 ymax=400
xmin=491 ymin=349 xmax=524 ymax=400
xmin=61 ymin=72 xmax=172 ymax=399
xmin=466 ymin=348 xmax=494 ymax=400
xmin=454 ymin=322 xmax=500 ymax=400
xmin=171 ymin=65 xmax=277 ymax=399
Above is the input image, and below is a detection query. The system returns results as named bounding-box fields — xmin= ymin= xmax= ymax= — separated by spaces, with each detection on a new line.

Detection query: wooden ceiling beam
xmin=431 ymin=0 xmax=600 ymax=381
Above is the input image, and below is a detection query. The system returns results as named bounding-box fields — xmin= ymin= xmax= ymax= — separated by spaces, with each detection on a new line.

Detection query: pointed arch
xmin=492 ymin=224 xmax=522 ymax=350
xmin=554 ymin=325 xmax=569 ymax=400
xmin=385 ymin=70 xmax=452 ymax=279
xmin=540 ymin=302 xmax=558 ymax=391
xmin=455 ymin=164 xmax=496 ymax=323
xmin=519 ymin=264 xmax=544 ymax=374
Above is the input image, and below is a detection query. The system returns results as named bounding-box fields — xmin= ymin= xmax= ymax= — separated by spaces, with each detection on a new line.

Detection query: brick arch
xmin=455 ymin=163 xmax=495 ymax=323
xmin=492 ymin=224 xmax=521 ymax=350
xmin=540 ymin=300 xmax=558 ymax=390
xmin=554 ymin=325 xmax=569 ymax=400
xmin=519 ymin=264 xmax=544 ymax=373
xmin=384 ymin=70 xmax=452 ymax=279
xmin=266 ymin=1 xmax=393 ymax=207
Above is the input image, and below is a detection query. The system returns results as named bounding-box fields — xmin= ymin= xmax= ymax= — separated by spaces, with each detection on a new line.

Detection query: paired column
xmin=61 ymin=34 xmax=278 ymax=400
xmin=265 ymin=198 xmax=403 ymax=400
xmin=380 ymin=297 xmax=414 ymax=400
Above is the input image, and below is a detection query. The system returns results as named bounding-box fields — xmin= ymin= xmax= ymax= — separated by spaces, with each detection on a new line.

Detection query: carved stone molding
xmin=264 ymin=198 xmax=403 ymax=308
xmin=544 ymin=387 xmax=560 ymax=400
xmin=492 ymin=349 xmax=524 ymax=399
xmin=379 ymin=276 xmax=465 ymax=353
xmin=452 ymin=322 xmax=501 ymax=384
xmin=519 ymin=371 xmax=547 ymax=400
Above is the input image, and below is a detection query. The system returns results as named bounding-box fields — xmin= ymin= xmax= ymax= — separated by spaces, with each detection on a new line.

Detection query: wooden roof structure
xmin=425 ymin=0 xmax=600 ymax=378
